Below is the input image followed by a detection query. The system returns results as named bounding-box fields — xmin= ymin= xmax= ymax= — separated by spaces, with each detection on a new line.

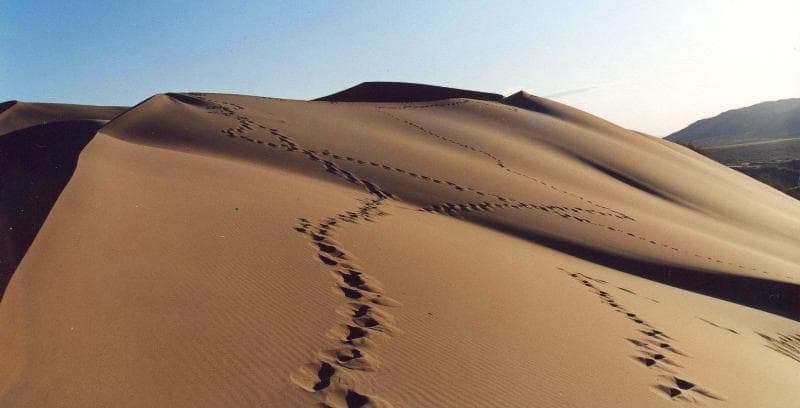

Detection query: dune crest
xmin=0 ymin=101 xmax=18 ymax=115
xmin=502 ymin=90 xmax=629 ymax=135
xmin=316 ymin=81 xmax=503 ymax=102
xmin=1 ymin=85 xmax=799 ymax=407
xmin=0 ymin=101 xmax=128 ymax=298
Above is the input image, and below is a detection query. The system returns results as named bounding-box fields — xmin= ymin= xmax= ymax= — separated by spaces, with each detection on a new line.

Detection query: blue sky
xmin=1 ymin=1 xmax=798 ymax=135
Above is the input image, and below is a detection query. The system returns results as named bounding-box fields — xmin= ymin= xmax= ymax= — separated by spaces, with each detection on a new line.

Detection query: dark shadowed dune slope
xmin=0 ymin=102 xmax=128 ymax=298
xmin=316 ymin=81 xmax=503 ymax=102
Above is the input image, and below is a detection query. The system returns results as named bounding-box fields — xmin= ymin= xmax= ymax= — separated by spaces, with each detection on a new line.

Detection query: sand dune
xmin=317 ymin=82 xmax=503 ymax=103
xmin=0 ymin=102 xmax=127 ymax=297
xmin=1 ymin=83 xmax=798 ymax=407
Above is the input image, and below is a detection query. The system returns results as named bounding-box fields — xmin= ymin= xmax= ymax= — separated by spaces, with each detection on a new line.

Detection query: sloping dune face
xmin=1 ymin=85 xmax=799 ymax=407
xmin=0 ymin=101 xmax=128 ymax=298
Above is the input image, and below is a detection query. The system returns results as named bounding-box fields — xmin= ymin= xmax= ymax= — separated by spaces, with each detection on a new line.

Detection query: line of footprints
xmin=375 ymin=102 xmax=781 ymax=278
xmin=756 ymin=332 xmax=800 ymax=364
xmin=376 ymin=102 xmax=630 ymax=219
xmin=290 ymin=198 xmax=398 ymax=408
xmin=182 ymin=94 xmax=777 ymax=405
xmin=559 ymin=267 xmax=724 ymax=403
xmin=188 ymin=94 xmax=397 ymax=406
xmin=193 ymin=93 xmax=783 ymax=279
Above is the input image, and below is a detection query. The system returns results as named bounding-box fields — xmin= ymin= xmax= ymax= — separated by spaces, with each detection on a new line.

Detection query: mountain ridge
xmin=666 ymin=98 xmax=800 ymax=147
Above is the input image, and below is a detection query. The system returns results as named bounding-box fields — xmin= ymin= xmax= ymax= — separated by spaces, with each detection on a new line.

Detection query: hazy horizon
xmin=2 ymin=0 xmax=799 ymax=136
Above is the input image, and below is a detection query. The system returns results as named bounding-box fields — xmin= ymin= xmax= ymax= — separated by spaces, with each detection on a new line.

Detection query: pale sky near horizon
xmin=1 ymin=1 xmax=798 ymax=136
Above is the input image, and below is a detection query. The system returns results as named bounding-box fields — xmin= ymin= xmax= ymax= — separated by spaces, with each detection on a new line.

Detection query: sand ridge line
xmin=694 ymin=317 xmax=739 ymax=335
xmin=375 ymin=106 xmax=504 ymax=164
xmin=558 ymin=267 xmax=725 ymax=403
xmin=375 ymin=103 xmax=634 ymax=221
xmin=464 ymin=98 xmax=521 ymax=113
xmin=424 ymin=198 xmax=779 ymax=278
xmin=373 ymin=100 xmax=471 ymax=110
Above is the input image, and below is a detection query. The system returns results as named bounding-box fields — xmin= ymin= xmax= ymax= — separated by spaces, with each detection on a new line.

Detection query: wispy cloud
xmin=545 ymin=86 xmax=599 ymax=99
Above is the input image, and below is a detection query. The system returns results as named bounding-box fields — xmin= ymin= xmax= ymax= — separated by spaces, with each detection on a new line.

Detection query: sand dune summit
xmin=1 ymin=82 xmax=798 ymax=407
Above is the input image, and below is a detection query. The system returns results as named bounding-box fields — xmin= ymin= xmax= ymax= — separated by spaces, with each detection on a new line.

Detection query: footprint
xmin=339 ymin=286 xmax=364 ymax=299
xmin=336 ymin=303 xmax=395 ymax=329
xmin=320 ymin=254 xmax=339 ymax=266
xmin=318 ymin=242 xmax=348 ymax=259
xmin=654 ymin=384 xmax=684 ymax=399
xmin=321 ymin=347 xmax=377 ymax=371
xmin=344 ymin=325 xmax=370 ymax=343
xmin=291 ymin=361 xmax=351 ymax=392
xmin=561 ymin=266 xmax=713 ymax=401
xmin=335 ymin=270 xmax=384 ymax=294
xmin=654 ymin=375 xmax=724 ymax=402
xmin=324 ymin=388 xmax=392 ymax=408
xmin=637 ymin=357 xmax=657 ymax=367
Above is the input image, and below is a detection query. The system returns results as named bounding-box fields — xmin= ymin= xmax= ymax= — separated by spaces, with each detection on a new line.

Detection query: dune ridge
xmin=1 ymin=85 xmax=799 ymax=407
xmin=666 ymin=98 xmax=800 ymax=148
xmin=0 ymin=101 xmax=128 ymax=297
xmin=316 ymin=81 xmax=504 ymax=103
xmin=0 ymin=101 xmax=17 ymax=115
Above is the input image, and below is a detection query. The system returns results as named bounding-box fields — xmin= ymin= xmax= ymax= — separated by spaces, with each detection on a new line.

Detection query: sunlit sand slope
xmin=1 ymin=85 xmax=798 ymax=407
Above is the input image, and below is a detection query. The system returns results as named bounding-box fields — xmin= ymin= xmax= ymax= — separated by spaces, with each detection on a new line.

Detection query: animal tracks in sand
xmin=290 ymin=200 xmax=399 ymax=407
xmin=559 ymin=267 xmax=724 ymax=404
xmin=185 ymin=94 xmax=763 ymax=405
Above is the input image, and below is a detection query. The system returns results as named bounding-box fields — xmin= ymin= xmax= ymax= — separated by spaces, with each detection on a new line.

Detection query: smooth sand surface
xmin=1 ymin=84 xmax=799 ymax=407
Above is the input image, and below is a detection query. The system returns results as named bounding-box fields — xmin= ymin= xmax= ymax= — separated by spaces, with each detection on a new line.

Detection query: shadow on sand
xmin=0 ymin=120 xmax=103 ymax=299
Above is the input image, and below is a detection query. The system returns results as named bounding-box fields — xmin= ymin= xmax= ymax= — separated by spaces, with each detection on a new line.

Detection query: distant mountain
xmin=666 ymin=98 xmax=800 ymax=147
xmin=665 ymin=98 xmax=800 ymax=198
